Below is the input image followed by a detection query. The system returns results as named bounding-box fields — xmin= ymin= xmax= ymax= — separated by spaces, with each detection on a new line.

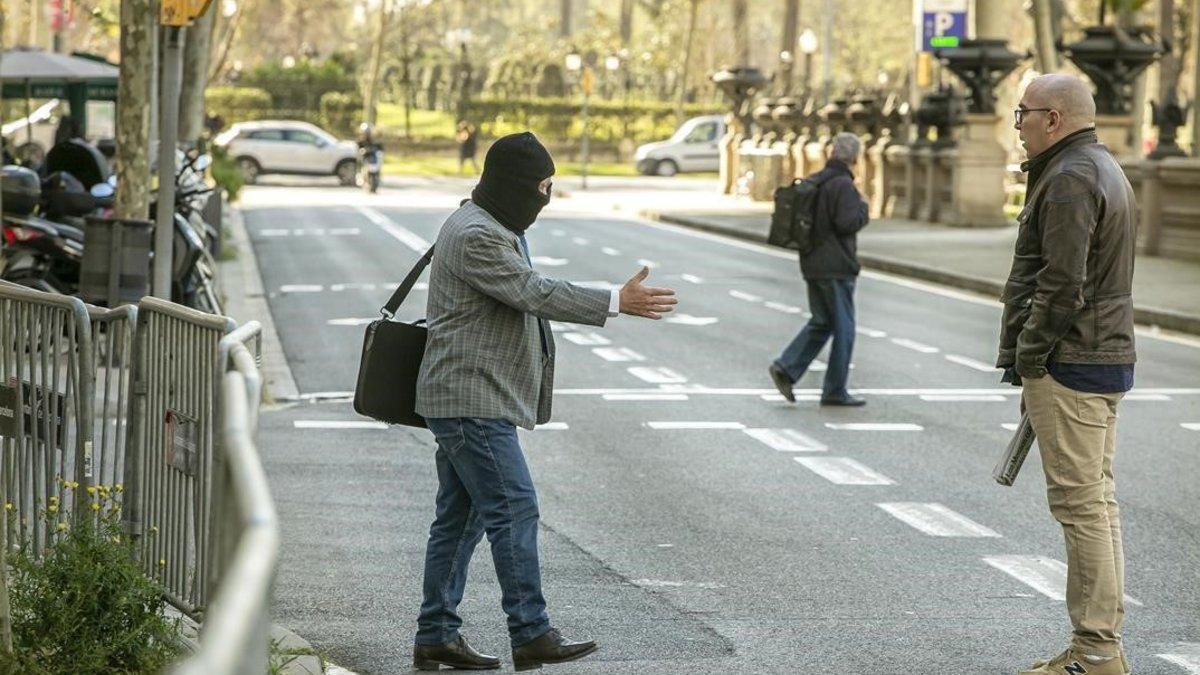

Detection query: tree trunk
xmin=560 ymin=0 xmax=572 ymax=38
xmin=116 ymin=0 xmax=154 ymax=222
xmin=779 ymin=0 xmax=800 ymax=95
xmin=363 ymin=0 xmax=392 ymax=127
xmin=207 ymin=3 xmax=243 ymax=85
xmin=1031 ymin=0 xmax=1060 ymax=71
xmin=620 ymin=0 xmax=634 ymax=46
xmin=676 ymin=0 xmax=700 ymax=125
xmin=732 ymin=0 xmax=750 ymax=65
xmin=178 ymin=8 xmax=215 ymax=146
xmin=1191 ymin=0 xmax=1200 ymax=154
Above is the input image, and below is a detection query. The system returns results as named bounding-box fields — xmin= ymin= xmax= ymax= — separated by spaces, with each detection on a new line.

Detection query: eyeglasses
xmin=1014 ymin=107 xmax=1053 ymax=127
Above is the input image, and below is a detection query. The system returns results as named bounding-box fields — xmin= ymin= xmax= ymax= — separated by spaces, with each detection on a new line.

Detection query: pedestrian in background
xmin=411 ymin=132 xmax=677 ymax=671
xmin=1002 ymin=73 xmax=1137 ymax=675
xmin=768 ymin=131 xmax=870 ymax=407
xmin=457 ymin=120 xmax=479 ymax=174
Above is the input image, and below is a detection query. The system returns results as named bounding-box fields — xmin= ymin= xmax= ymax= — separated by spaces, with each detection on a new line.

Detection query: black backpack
xmin=769 ymin=175 xmax=828 ymax=253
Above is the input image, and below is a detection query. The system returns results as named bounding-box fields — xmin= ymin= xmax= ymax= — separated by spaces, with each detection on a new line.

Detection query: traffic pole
xmin=154 ymin=25 xmax=185 ymax=298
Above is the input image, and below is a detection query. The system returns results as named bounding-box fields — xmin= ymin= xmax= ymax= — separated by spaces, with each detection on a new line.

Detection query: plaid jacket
xmin=415 ymin=201 xmax=610 ymax=429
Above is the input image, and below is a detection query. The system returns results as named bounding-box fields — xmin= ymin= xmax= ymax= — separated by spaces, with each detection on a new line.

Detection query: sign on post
xmin=160 ymin=0 xmax=214 ymax=26
xmin=916 ymin=0 xmax=970 ymax=52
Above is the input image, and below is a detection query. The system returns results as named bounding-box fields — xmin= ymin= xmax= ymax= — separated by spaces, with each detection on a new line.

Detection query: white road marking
xmin=603 ymin=393 xmax=689 ymax=401
xmin=665 ymin=314 xmax=719 ymax=326
xmin=297 ymin=228 xmax=325 ymax=235
xmin=328 ymin=227 xmax=361 ymax=235
xmin=356 ymin=206 xmax=430 ymax=251
xmin=944 ymin=354 xmax=997 ymax=372
xmin=530 ymin=256 xmax=569 ymax=266
xmin=601 ymin=246 xmax=621 ymax=256
xmin=593 ymin=347 xmax=646 ymax=362
xmin=553 ymin=386 xmax=1200 ymax=397
xmin=259 ymin=228 xmax=290 ymax=236
xmin=537 ymin=422 xmax=569 ymax=430
xmin=919 ymin=394 xmax=1007 ymax=402
xmin=1157 ymin=645 xmax=1200 ymax=674
xmin=825 ymin=423 xmax=925 ymax=431
xmin=326 ymin=665 xmax=361 ymax=675
xmin=631 ymin=579 xmax=727 ymax=590
xmin=294 ymin=420 xmax=388 ymax=430
xmin=891 ymin=337 xmax=940 ymax=354
xmin=764 ymin=301 xmax=803 ymax=314
xmin=743 ymin=428 xmax=827 ymax=452
xmin=572 ymin=236 xmax=590 ymax=245
xmin=856 ymin=326 xmax=888 ymax=338
xmin=1001 ymin=423 xmax=1020 ymax=431
xmin=647 ymin=421 xmax=746 ymax=430
xmin=329 ymin=283 xmax=378 ymax=291
xmin=680 ymin=274 xmax=704 ymax=284
xmin=1123 ymin=393 xmax=1171 ymax=401
xmin=877 ymin=502 xmax=1000 ymax=537
xmin=326 ymin=318 xmax=375 ymax=326
xmin=760 ymin=393 xmax=820 ymax=402
xmin=637 ymin=258 xmax=659 ymax=268
xmin=279 ymin=284 xmax=324 ymax=293
xmin=549 ymin=322 xmax=582 ymax=332
xmin=729 ymin=290 xmax=763 ymax=303
xmin=551 ymin=229 xmax=566 ymax=236
xmin=793 ymin=457 xmax=896 ymax=485
xmin=983 ymin=556 xmax=1143 ymax=606
xmin=563 ymin=332 xmax=611 ymax=346
xmin=628 ymin=367 xmax=688 ymax=384
xmin=1182 ymin=423 xmax=1200 ymax=431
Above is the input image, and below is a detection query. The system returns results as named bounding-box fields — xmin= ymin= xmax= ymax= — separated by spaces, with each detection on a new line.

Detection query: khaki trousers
xmin=1023 ymin=374 xmax=1125 ymax=656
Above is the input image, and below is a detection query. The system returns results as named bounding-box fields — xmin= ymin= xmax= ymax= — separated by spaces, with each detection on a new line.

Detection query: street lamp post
xmin=799 ymin=28 xmax=818 ymax=96
xmin=445 ymin=28 xmax=473 ymax=120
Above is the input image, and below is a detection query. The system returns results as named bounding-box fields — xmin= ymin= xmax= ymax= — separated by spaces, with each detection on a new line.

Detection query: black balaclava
xmin=471 ymin=132 xmax=555 ymax=234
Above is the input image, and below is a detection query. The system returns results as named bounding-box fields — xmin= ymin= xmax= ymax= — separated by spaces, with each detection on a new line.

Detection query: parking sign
xmin=916 ymin=0 xmax=970 ymax=52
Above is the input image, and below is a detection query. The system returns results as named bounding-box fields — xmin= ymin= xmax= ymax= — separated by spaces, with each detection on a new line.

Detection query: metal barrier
xmin=0 ymin=282 xmax=94 ymax=552
xmin=124 ymin=296 xmax=235 ymax=615
xmin=87 ymin=303 xmax=137 ymax=491
xmin=174 ymin=321 xmax=277 ymax=674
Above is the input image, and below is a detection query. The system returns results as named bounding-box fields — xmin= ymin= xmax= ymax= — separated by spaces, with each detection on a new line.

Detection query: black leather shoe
xmin=511 ymin=628 xmax=598 ymax=671
xmin=820 ymin=395 xmax=866 ymax=407
xmin=413 ymin=635 xmax=500 ymax=671
xmin=768 ymin=364 xmax=796 ymax=403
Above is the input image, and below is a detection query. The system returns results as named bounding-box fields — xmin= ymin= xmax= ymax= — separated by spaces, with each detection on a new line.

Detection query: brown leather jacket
xmin=996 ymin=128 xmax=1137 ymax=378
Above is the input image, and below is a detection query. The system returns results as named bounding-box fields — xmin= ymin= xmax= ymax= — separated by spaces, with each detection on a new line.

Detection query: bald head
xmin=1024 ymin=73 xmax=1096 ymax=127
xmin=1016 ymin=73 xmax=1097 ymax=158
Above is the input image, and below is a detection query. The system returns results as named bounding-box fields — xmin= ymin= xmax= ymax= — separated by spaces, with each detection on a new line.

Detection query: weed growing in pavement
xmin=0 ymin=483 xmax=181 ymax=674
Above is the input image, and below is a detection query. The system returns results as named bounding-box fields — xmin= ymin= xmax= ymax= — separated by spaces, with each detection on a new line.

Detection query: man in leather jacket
xmin=1001 ymin=74 xmax=1137 ymax=675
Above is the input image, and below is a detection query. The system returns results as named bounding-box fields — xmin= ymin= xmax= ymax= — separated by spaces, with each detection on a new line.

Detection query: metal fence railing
xmin=87 ymin=303 xmax=137 ymax=491
xmin=173 ymin=321 xmax=277 ymax=674
xmin=0 ymin=282 xmax=94 ymax=552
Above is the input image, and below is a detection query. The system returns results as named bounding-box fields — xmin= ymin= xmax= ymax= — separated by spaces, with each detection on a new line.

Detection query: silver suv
xmin=214 ymin=120 xmax=359 ymax=185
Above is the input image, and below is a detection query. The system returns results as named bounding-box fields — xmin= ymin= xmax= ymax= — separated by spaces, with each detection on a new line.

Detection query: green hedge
xmin=319 ymin=91 xmax=363 ymax=136
xmin=238 ymin=59 xmax=356 ymax=110
xmin=462 ymin=97 xmax=724 ymax=143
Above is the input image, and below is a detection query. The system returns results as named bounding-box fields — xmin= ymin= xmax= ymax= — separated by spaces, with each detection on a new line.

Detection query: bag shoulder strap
xmin=381 ymin=245 xmax=435 ymax=319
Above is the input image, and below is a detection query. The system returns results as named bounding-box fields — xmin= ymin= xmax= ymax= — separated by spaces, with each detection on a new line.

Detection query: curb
xmin=642 ymin=210 xmax=1200 ymax=336
xmin=217 ymin=199 xmax=300 ymax=401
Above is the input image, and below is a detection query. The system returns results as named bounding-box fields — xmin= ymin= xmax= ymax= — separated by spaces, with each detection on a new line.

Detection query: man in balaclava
xmin=412 ymin=132 xmax=677 ymax=671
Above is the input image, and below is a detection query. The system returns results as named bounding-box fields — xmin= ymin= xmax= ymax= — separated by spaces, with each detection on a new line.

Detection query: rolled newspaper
xmin=993 ymin=413 xmax=1036 ymax=486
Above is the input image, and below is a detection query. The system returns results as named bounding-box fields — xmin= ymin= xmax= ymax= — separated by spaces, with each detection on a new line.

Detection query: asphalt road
xmin=239 ymin=178 xmax=1200 ymax=675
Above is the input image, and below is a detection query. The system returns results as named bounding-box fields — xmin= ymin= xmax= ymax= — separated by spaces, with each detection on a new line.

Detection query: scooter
xmin=358 ymin=145 xmax=382 ymax=194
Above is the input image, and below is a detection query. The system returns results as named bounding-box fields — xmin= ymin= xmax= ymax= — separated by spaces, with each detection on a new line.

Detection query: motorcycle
xmin=358 ymin=144 xmax=382 ymax=194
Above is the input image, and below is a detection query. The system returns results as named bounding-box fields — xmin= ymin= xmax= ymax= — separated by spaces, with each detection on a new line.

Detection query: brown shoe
xmin=768 ymin=363 xmax=795 ymax=403
xmin=511 ymin=628 xmax=598 ymax=671
xmin=1020 ymin=648 xmax=1127 ymax=675
xmin=413 ymin=635 xmax=500 ymax=671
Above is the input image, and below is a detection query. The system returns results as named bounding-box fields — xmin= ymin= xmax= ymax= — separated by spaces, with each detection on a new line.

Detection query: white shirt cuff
xmin=608 ymin=289 xmax=620 ymax=317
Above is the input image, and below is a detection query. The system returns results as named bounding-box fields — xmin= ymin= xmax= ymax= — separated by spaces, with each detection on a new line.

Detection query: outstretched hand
xmin=619 ymin=267 xmax=677 ymax=320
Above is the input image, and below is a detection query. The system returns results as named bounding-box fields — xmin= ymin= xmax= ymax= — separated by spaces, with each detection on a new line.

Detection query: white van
xmin=634 ymin=115 xmax=725 ymax=176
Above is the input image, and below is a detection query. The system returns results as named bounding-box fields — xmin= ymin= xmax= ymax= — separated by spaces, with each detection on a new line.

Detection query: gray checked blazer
xmin=415 ymin=201 xmax=611 ymax=429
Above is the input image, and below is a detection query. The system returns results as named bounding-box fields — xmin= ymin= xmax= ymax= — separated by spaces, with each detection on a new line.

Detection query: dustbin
xmin=79 ymin=217 xmax=153 ymax=306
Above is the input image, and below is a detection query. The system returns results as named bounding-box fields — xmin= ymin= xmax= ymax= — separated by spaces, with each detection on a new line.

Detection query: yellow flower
xmin=158 ymin=559 xmax=166 ymax=567
xmin=149 ymin=526 xmax=159 ymax=534
xmin=4 ymin=503 xmax=12 ymax=511
xmin=56 ymin=522 xmax=67 ymax=532
xmin=47 ymin=505 xmax=58 ymax=514
xmin=87 ymin=486 xmax=97 ymax=495
xmin=111 ymin=536 xmax=121 ymax=544
xmin=115 ymin=484 xmax=124 ymax=493
xmin=48 ymin=496 xmax=59 ymax=505
xmin=90 ymin=503 xmax=101 ymax=512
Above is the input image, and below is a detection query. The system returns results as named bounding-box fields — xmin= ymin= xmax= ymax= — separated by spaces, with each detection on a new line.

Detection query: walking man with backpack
xmin=768 ymin=132 xmax=870 ymax=406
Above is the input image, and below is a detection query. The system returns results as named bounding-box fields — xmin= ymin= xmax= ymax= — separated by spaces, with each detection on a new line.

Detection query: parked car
xmin=213 ymin=120 xmax=359 ymax=186
xmin=634 ymin=115 xmax=725 ymax=176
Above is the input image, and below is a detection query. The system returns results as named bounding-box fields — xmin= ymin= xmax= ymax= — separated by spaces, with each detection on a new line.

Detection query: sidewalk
xmin=635 ymin=199 xmax=1200 ymax=336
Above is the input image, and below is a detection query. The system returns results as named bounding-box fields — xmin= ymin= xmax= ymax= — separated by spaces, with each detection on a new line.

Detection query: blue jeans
xmin=775 ymin=278 xmax=857 ymax=400
xmin=415 ymin=417 xmax=551 ymax=648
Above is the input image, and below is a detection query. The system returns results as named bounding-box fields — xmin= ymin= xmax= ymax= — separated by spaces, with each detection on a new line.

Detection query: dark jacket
xmin=799 ymin=160 xmax=870 ymax=280
xmin=996 ymin=129 xmax=1137 ymax=378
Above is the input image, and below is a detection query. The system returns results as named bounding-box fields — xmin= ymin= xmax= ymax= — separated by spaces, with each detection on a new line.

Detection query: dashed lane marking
xmin=627 ymin=367 xmax=688 ymax=384
xmin=982 ymin=555 xmax=1142 ymax=606
xmin=891 ymin=337 xmax=940 ymax=354
xmin=919 ymin=394 xmax=1007 ymax=402
xmin=764 ymin=301 xmax=803 ymax=314
xmin=279 ymin=284 xmax=324 ymax=293
xmin=592 ymin=347 xmax=646 ymax=362
xmin=760 ymin=393 xmax=821 ymax=402
xmin=793 ymin=457 xmax=896 ymax=485
xmin=944 ymin=354 xmax=996 ymax=372
xmin=563 ymin=332 xmax=611 ymax=346
xmin=537 ymin=422 xmax=569 ymax=430
xmin=1182 ymin=423 xmax=1200 ymax=431
xmin=664 ymin=314 xmax=719 ymax=326
xmin=326 ymin=318 xmax=375 ymax=326
xmin=550 ymin=322 xmax=582 ymax=332
xmin=743 ymin=428 xmax=827 ymax=452
xmin=601 ymin=246 xmax=621 ymax=256
xmin=356 ymin=206 xmax=429 ymax=251
xmin=1157 ymin=645 xmax=1200 ymax=674
xmin=646 ymin=421 xmax=746 ymax=430
xmin=294 ymin=420 xmax=388 ymax=430
xmin=680 ymin=274 xmax=704 ymax=284
xmin=729 ymin=290 xmax=763 ymax=303
xmin=637 ymin=258 xmax=659 ymax=268
xmin=531 ymin=256 xmax=570 ymax=266
xmin=856 ymin=327 xmax=888 ymax=338
xmin=552 ymin=386 xmax=1200 ymax=397
xmin=877 ymin=502 xmax=1001 ymax=537
xmin=1123 ymin=393 xmax=1171 ymax=401
xmin=603 ymin=393 xmax=689 ymax=401
xmin=572 ymin=236 xmax=590 ymax=245
xmin=1001 ymin=423 xmax=1020 ymax=431
xmin=825 ymin=423 xmax=924 ymax=431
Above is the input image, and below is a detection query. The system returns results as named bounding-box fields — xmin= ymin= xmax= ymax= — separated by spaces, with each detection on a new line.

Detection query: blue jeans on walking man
xmin=416 ymin=417 xmax=551 ymax=648
xmin=774 ymin=278 xmax=857 ymax=400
